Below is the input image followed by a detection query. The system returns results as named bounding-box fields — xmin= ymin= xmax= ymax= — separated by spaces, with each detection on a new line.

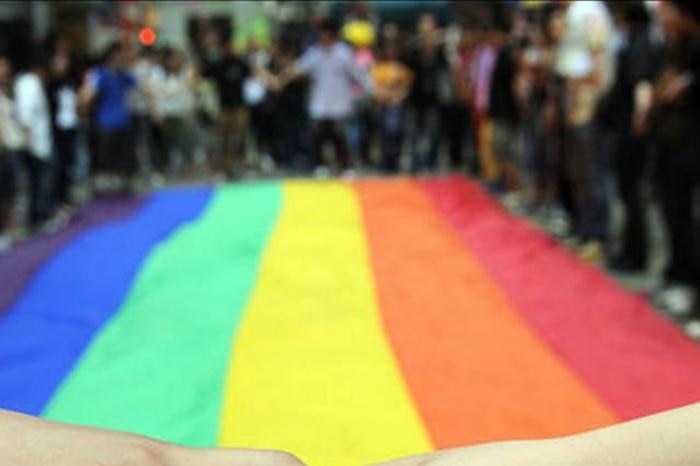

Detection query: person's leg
xmin=119 ymin=125 xmax=137 ymax=181
xmin=54 ymin=129 xmax=78 ymax=206
xmin=359 ymin=105 xmax=374 ymax=167
xmin=231 ymin=107 xmax=250 ymax=175
xmin=53 ymin=131 xmax=69 ymax=206
xmin=446 ymin=103 xmax=465 ymax=169
xmin=478 ymin=117 xmax=498 ymax=183
xmin=410 ymin=108 xmax=425 ymax=172
xmin=0 ymin=152 xmax=17 ymax=237
xmin=217 ymin=109 xmax=235 ymax=176
xmin=425 ymin=106 xmax=442 ymax=171
xmin=379 ymin=105 xmax=403 ymax=173
xmin=613 ymin=133 xmax=647 ymax=269
xmin=330 ymin=119 xmax=350 ymax=170
xmin=160 ymin=117 xmax=179 ymax=175
xmin=659 ymin=152 xmax=695 ymax=284
xmin=464 ymin=109 xmax=479 ymax=175
xmin=25 ymin=155 xmax=53 ymax=227
xmin=311 ymin=119 xmax=331 ymax=169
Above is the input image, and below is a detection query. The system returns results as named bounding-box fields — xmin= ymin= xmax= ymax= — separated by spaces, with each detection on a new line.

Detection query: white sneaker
xmin=313 ymin=166 xmax=331 ymax=179
xmin=260 ymin=154 xmax=276 ymax=174
xmin=656 ymin=286 xmax=696 ymax=317
xmin=685 ymin=320 xmax=700 ymax=340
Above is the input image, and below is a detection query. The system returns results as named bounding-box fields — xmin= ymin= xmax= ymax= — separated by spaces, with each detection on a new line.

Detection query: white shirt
xmin=556 ymin=0 xmax=615 ymax=89
xmin=14 ymin=73 xmax=52 ymax=159
xmin=0 ymin=90 xmax=25 ymax=151
xmin=156 ymin=70 xmax=195 ymax=118
xmin=129 ymin=59 xmax=164 ymax=115
xmin=55 ymin=85 xmax=78 ymax=130
xmin=296 ymin=42 xmax=370 ymax=120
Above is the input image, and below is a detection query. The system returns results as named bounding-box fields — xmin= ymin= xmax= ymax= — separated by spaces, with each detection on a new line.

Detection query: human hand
xmin=659 ymin=73 xmax=692 ymax=104
xmin=0 ymin=409 xmax=305 ymax=466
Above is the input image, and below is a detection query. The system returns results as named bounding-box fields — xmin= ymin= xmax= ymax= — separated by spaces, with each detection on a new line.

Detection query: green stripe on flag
xmin=43 ymin=182 xmax=282 ymax=447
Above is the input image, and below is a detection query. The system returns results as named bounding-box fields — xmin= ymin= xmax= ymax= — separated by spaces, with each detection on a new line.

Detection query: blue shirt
xmin=91 ymin=67 xmax=137 ymax=130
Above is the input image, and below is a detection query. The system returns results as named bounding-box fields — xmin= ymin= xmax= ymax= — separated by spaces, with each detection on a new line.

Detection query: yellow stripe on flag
xmin=219 ymin=181 xmax=432 ymax=466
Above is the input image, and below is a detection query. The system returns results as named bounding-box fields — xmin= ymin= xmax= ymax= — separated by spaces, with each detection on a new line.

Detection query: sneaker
xmin=260 ymin=154 xmax=276 ymax=174
xmin=654 ymin=285 xmax=696 ymax=317
xmin=313 ymin=166 xmax=331 ymax=179
xmin=685 ymin=319 xmax=700 ymax=340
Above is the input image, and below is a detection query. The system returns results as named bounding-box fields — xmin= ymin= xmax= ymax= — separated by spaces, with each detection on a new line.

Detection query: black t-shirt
xmin=488 ymin=44 xmax=519 ymax=125
xmin=407 ymin=45 xmax=448 ymax=109
xmin=203 ymin=54 xmax=250 ymax=109
xmin=655 ymin=35 xmax=700 ymax=145
xmin=603 ymin=30 xmax=659 ymax=131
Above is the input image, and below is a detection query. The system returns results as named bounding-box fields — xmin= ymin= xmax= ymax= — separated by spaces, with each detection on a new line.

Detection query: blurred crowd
xmin=1 ymin=1 xmax=700 ymax=320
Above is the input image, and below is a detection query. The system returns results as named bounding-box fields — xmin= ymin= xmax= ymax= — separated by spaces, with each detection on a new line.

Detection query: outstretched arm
xmin=0 ymin=408 xmax=304 ymax=466
xmin=371 ymin=402 xmax=700 ymax=466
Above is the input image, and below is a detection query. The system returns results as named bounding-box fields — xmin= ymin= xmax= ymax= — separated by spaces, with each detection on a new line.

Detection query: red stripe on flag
xmin=418 ymin=176 xmax=700 ymax=420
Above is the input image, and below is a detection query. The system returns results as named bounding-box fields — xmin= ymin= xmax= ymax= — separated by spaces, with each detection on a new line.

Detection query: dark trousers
xmin=615 ymin=133 xmax=649 ymax=266
xmin=96 ymin=126 xmax=135 ymax=176
xmin=565 ymin=124 xmax=611 ymax=242
xmin=25 ymin=155 xmax=53 ymax=227
xmin=54 ymin=128 xmax=78 ymax=205
xmin=444 ymin=103 xmax=476 ymax=171
xmin=0 ymin=151 xmax=17 ymax=234
xmin=378 ymin=104 xmax=405 ymax=173
xmin=411 ymin=106 xmax=441 ymax=172
xmin=311 ymin=119 xmax=349 ymax=169
xmin=161 ymin=117 xmax=194 ymax=174
xmin=657 ymin=145 xmax=699 ymax=285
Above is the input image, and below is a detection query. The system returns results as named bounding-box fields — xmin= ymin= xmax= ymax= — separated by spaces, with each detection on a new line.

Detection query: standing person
xmin=471 ymin=27 xmax=499 ymax=183
xmin=79 ymin=42 xmax=138 ymax=195
xmin=201 ymin=30 xmax=250 ymax=178
xmin=244 ymin=38 xmax=277 ymax=173
xmin=155 ymin=48 xmax=197 ymax=178
xmin=488 ymin=16 xmax=522 ymax=194
xmin=451 ymin=27 xmax=480 ymax=174
xmin=265 ymin=41 xmax=309 ymax=171
xmin=555 ymin=0 xmax=616 ymax=262
xmin=407 ymin=14 xmax=450 ymax=173
xmin=15 ymin=54 xmax=54 ymax=229
xmin=130 ymin=47 xmax=164 ymax=183
xmin=282 ymin=19 xmax=370 ymax=176
xmin=48 ymin=49 xmax=80 ymax=212
xmin=607 ymin=3 xmax=658 ymax=272
xmin=651 ymin=0 xmax=700 ymax=322
xmin=372 ymin=37 xmax=413 ymax=173
xmin=0 ymin=53 xmax=23 ymax=250
xmin=520 ymin=8 xmax=564 ymax=216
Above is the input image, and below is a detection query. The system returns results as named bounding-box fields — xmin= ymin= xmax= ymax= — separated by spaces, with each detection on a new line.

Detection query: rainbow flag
xmin=1 ymin=177 xmax=700 ymax=466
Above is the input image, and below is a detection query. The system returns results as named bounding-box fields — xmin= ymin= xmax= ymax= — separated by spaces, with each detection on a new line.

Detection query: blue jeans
xmin=410 ymin=106 xmax=441 ymax=172
xmin=378 ymin=104 xmax=405 ymax=172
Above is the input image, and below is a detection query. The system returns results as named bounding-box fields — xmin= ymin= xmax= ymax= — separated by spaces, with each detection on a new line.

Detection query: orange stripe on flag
xmin=354 ymin=179 xmax=617 ymax=449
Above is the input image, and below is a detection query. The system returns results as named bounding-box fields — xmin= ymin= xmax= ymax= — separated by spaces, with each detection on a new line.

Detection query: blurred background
xmin=1 ymin=1 xmax=700 ymax=335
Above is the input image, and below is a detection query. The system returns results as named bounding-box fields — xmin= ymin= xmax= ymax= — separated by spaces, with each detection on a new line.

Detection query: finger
xmin=172 ymin=447 xmax=305 ymax=466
